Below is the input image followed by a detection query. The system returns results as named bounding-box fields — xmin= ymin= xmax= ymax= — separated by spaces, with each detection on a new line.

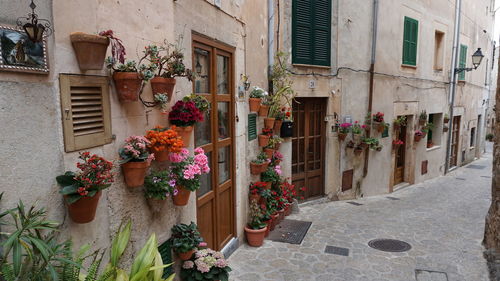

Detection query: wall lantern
xmin=16 ymin=0 xmax=53 ymax=42
xmin=455 ymin=47 xmax=484 ymax=74
xmin=195 ymin=59 xmax=202 ymax=75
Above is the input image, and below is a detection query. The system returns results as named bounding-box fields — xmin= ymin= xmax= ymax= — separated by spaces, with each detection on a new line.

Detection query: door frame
xmin=192 ymin=32 xmax=236 ymax=250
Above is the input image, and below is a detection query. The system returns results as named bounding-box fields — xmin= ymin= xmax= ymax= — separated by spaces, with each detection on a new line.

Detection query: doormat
xmin=267 ymin=219 xmax=312 ymax=245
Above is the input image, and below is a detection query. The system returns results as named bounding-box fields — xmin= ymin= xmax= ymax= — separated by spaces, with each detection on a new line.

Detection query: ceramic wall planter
xmin=414 ymin=135 xmax=422 ymax=142
xmin=112 ymin=72 xmax=142 ymax=102
xmin=245 ymin=226 xmax=267 ymax=247
xmin=249 ymin=98 xmax=261 ymax=112
xmin=338 ymin=133 xmax=347 ymax=141
xmin=65 ymin=191 xmax=101 ymax=224
xmin=264 ymin=148 xmax=275 ymax=159
xmin=264 ymin=117 xmax=275 ymax=129
xmin=258 ymin=135 xmax=270 ymax=147
xmin=121 ymin=161 xmax=150 ymax=187
xmin=273 ymin=119 xmax=283 ymax=133
xmin=70 ymin=32 xmax=109 ymax=70
xmin=153 ymin=149 xmax=169 ymax=162
xmin=151 ymin=77 xmax=176 ymax=100
xmin=250 ymin=162 xmax=266 ymax=175
xmin=174 ymin=125 xmax=194 ymax=147
xmin=177 ymin=249 xmax=195 ymax=261
xmin=258 ymin=105 xmax=270 ymax=117
xmin=173 ymin=185 xmax=191 ymax=206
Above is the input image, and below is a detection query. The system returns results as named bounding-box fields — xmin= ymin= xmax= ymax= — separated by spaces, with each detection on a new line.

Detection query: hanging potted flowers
xmin=56 ymin=152 xmax=114 ymax=223
xmin=244 ymin=199 xmax=268 ymax=247
xmin=258 ymin=96 xmax=273 ymax=117
xmin=106 ymin=57 xmax=156 ymax=102
xmin=261 ymin=166 xmax=281 ymax=190
xmin=338 ymin=122 xmax=351 ymax=141
xmin=393 ymin=139 xmax=404 ymax=150
xmin=414 ymin=130 xmax=424 ymax=142
xmin=258 ymin=128 xmax=273 ymax=147
xmin=351 ymin=121 xmax=365 ymax=143
xmin=271 ymin=150 xmax=283 ymax=165
xmin=70 ymin=30 xmax=124 ymax=70
xmin=145 ymin=126 xmax=184 ymax=162
xmin=167 ymin=147 xmax=210 ymax=206
xmin=372 ymin=112 xmax=387 ymax=133
xmin=119 ymin=136 xmax=154 ymax=188
xmin=170 ymin=222 xmax=204 ymax=261
xmin=168 ymin=97 xmax=206 ymax=146
xmin=144 ymin=170 xmax=177 ymax=213
xmin=250 ymin=152 xmax=270 ymax=175
xmin=181 ymin=247 xmax=232 ymax=281
xmin=249 ymin=86 xmax=267 ymax=112
xmin=393 ymin=116 xmax=407 ymax=130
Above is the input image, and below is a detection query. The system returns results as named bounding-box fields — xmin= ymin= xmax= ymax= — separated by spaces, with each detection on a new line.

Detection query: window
xmin=470 ymin=127 xmax=476 ymax=147
xmin=59 ymin=74 xmax=112 ymax=152
xmin=292 ymin=0 xmax=332 ymax=66
xmin=427 ymin=113 xmax=443 ymax=148
xmin=458 ymin=44 xmax=468 ymax=81
xmin=248 ymin=113 xmax=257 ymax=141
xmin=402 ymin=17 xmax=419 ymax=66
xmin=434 ymin=31 xmax=445 ymax=71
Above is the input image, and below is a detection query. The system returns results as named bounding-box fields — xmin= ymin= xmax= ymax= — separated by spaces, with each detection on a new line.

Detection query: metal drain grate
xmin=455 ymin=177 xmax=466 ymax=181
xmin=387 ymin=196 xmax=400 ymax=200
xmin=324 ymin=245 xmax=349 ymax=256
xmin=266 ymin=219 xmax=312 ymax=245
xmin=415 ymin=269 xmax=448 ymax=281
xmin=465 ymin=164 xmax=486 ymax=170
xmin=368 ymin=238 xmax=411 ymax=252
xmin=346 ymin=201 xmax=363 ymax=206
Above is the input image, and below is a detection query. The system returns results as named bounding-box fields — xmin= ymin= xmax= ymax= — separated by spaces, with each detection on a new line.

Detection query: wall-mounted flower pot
xmin=353 ymin=134 xmax=362 ymax=143
xmin=393 ymin=123 xmax=401 ymax=131
xmin=258 ymin=135 xmax=270 ymax=147
xmin=273 ymin=120 xmax=283 ymax=133
xmin=173 ymin=185 xmax=191 ymax=206
xmin=414 ymin=135 xmax=423 ymax=142
xmin=338 ymin=133 xmax=347 ymax=141
xmin=70 ymin=32 xmax=109 ymax=70
xmin=174 ymin=125 xmax=194 ymax=147
xmin=113 ymin=72 xmax=142 ymax=102
xmin=177 ymin=249 xmax=195 ymax=261
xmin=419 ymin=119 xmax=426 ymax=126
xmin=264 ymin=117 xmax=275 ymax=129
xmin=264 ymin=148 xmax=275 ymax=159
xmin=151 ymin=77 xmax=176 ymax=100
xmin=354 ymin=147 xmax=364 ymax=155
xmin=153 ymin=149 xmax=169 ymax=162
xmin=250 ymin=162 xmax=266 ymax=175
xmin=444 ymin=117 xmax=450 ymax=123
xmin=249 ymin=98 xmax=261 ymax=112
xmin=245 ymin=226 xmax=267 ymax=247
xmin=258 ymin=105 xmax=270 ymax=117
xmin=121 ymin=161 xmax=150 ymax=188
xmin=65 ymin=191 xmax=101 ymax=224
xmin=280 ymin=120 xmax=293 ymax=138
xmin=374 ymin=122 xmax=385 ymax=133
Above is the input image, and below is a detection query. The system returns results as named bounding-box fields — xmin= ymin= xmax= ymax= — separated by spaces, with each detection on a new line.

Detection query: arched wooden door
xmin=192 ymin=34 xmax=235 ymax=250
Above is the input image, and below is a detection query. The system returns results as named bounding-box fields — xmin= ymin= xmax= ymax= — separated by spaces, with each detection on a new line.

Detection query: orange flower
xmin=145 ymin=126 xmax=184 ymax=153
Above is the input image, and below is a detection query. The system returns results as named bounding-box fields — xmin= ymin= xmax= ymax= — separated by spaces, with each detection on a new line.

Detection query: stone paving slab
xmin=228 ymin=150 xmax=493 ymax=280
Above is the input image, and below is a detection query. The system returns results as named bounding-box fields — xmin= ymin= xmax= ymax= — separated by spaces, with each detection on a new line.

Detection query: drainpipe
xmin=268 ymin=0 xmax=275 ymax=92
xmin=444 ymin=0 xmax=462 ymax=174
xmin=363 ymin=0 xmax=379 ymax=177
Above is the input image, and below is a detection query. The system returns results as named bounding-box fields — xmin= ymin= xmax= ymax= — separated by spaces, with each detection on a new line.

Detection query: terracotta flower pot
xmin=146 ymin=197 xmax=165 ymax=213
xmin=393 ymin=123 xmax=401 ymax=131
xmin=65 ymin=191 xmax=101 ymax=224
xmin=249 ymin=98 xmax=261 ymax=112
xmin=173 ymin=185 xmax=191 ymax=206
xmin=174 ymin=126 xmax=194 ymax=147
xmin=262 ymin=162 xmax=270 ymax=171
xmin=273 ymin=120 xmax=283 ymax=133
xmin=177 ymin=249 xmax=195 ymax=261
xmin=443 ymin=126 xmax=449 ymax=132
xmin=264 ymin=148 xmax=275 ymax=159
xmin=264 ymin=118 xmax=275 ymax=129
xmin=274 ymin=142 xmax=281 ymax=150
xmin=270 ymin=213 xmax=279 ymax=230
xmin=245 ymin=226 xmax=267 ymax=247
xmin=250 ymin=162 xmax=265 ymax=175
xmin=153 ymin=149 xmax=169 ymax=162
xmin=264 ymin=182 xmax=272 ymax=190
xmin=444 ymin=117 xmax=450 ymax=123
xmin=150 ymin=77 xmax=176 ymax=100
xmin=113 ymin=72 xmax=142 ymax=102
xmin=264 ymin=219 xmax=272 ymax=237
xmin=419 ymin=119 xmax=426 ymax=126
xmin=338 ymin=133 xmax=347 ymax=141
xmin=352 ymin=134 xmax=362 ymax=143
xmin=258 ymin=105 xmax=270 ymax=117
xmin=70 ymin=32 xmax=109 ymax=70
xmin=121 ymin=161 xmax=150 ymax=188
xmin=359 ymin=142 xmax=369 ymax=149
xmin=414 ymin=135 xmax=422 ymax=142
xmin=354 ymin=147 xmax=364 ymax=156
xmin=375 ymin=122 xmax=385 ymax=133
xmin=249 ymin=193 xmax=261 ymax=203
xmin=258 ymin=135 xmax=270 ymax=147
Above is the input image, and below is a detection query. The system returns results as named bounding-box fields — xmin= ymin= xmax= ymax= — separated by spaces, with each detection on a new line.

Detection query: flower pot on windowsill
xmin=264 ymin=117 xmax=275 ymax=129
xmin=173 ymin=185 xmax=191 ymax=206
xmin=258 ymin=135 xmax=270 ymax=147
xmin=121 ymin=161 xmax=150 ymax=188
xmin=273 ymin=119 xmax=283 ymax=132
xmin=65 ymin=191 xmax=101 ymax=224
xmin=245 ymin=226 xmax=267 ymax=247
xmin=70 ymin=32 xmax=110 ymax=70
xmin=258 ymin=104 xmax=270 ymax=117
xmin=173 ymin=125 xmax=194 ymax=147
xmin=250 ymin=162 xmax=266 ymax=175
xmin=249 ymin=98 xmax=261 ymax=112
xmin=427 ymin=142 xmax=434 ymax=148
xmin=113 ymin=72 xmax=142 ymax=102
xmin=150 ymin=76 xmax=176 ymax=100
xmin=264 ymin=148 xmax=275 ymax=159
xmin=177 ymin=249 xmax=195 ymax=261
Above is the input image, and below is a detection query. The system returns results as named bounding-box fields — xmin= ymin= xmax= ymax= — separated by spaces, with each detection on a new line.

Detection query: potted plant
xmin=56 ymin=152 xmax=114 ymax=223
xmin=119 ymin=136 xmax=154 ymax=188
xmin=261 ymin=166 xmax=281 ymax=189
xmin=144 ymin=170 xmax=177 ymax=213
xmin=250 ymin=152 xmax=269 ymax=175
xmin=269 ymin=135 xmax=284 ymax=150
xmin=393 ymin=139 xmax=404 ymax=150
xmin=272 ymin=108 xmax=288 ymax=132
xmin=422 ymin=122 xmax=434 ymax=136
xmin=170 ymin=222 xmax=204 ymax=261
xmin=244 ymin=200 xmax=267 ymax=247
xmin=106 ymin=58 xmax=156 ymax=102
xmin=181 ymin=248 xmax=232 ymax=281
xmin=419 ymin=110 xmax=427 ymax=126
xmin=351 ymin=121 xmax=365 ymax=143
xmin=338 ymin=122 xmax=352 ymax=141
xmin=427 ymin=141 xmax=434 ymax=148
xmin=168 ymin=99 xmax=205 ymax=145
xmin=261 ymin=209 xmax=273 ymax=237
xmin=145 ymin=126 xmax=184 ymax=162
xmin=259 ymin=96 xmax=273 ymax=117
xmin=346 ymin=140 xmax=355 ymax=149
xmin=249 ymin=86 xmax=267 ymax=112
xmin=249 ymin=182 xmax=266 ymax=202
xmin=167 ymin=147 xmax=210 ymax=206
xmin=393 ymin=116 xmax=407 ymax=130
xmin=258 ymin=128 xmax=273 ymax=147
xmin=272 ymin=150 xmax=283 ymax=165
xmin=372 ymin=112 xmax=386 ymax=132
xmin=70 ymin=30 xmax=124 ymax=70
xmin=414 ymin=130 xmax=424 ymax=142
xmin=143 ymin=43 xmax=194 ymax=98
xmin=444 ymin=113 xmax=450 ymax=123
xmin=363 ymin=137 xmax=380 ymax=150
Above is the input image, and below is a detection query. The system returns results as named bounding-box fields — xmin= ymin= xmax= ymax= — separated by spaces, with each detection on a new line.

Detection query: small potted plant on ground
xmin=145 ymin=126 xmax=184 ymax=162
xmin=119 ymin=136 xmax=154 ymax=188
xmin=419 ymin=110 xmax=427 ymax=126
xmin=181 ymin=248 xmax=232 ymax=281
xmin=144 ymin=169 xmax=177 ymax=213
xmin=168 ymin=99 xmax=205 ymax=145
xmin=372 ymin=112 xmax=386 ymax=132
xmin=250 ymin=152 xmax=270 ymax=175
xmin=351 ymin=121 xmax=365 ymax=143
xmin=249 ymin=182 xmax=267 ymax=202
xmin=170 ymin=222 xmax=204 ymax=261
xmin=70 ymin=30 xmax=124 ymax=70
xmin=338 ymin=122 xmax=352 ymax=141
xmin=414 ymin=130 xmax=424 ymax=142
xmin=258 ymin=128 xmax=273 ymax=147
xmin=244 ymin=200 xmax=267 ymax=247
xmin=393 ymin=116 xmax=407 ymax=130
xmin=168 ymin=147 xmax=210 ymax=206
xmin=56 ymin=152 xmax=114 ymax=223
xmin=249 ymin=86 xmax=267 ymax=112
xmin=393 ymin=139 xmax=404 ymax=150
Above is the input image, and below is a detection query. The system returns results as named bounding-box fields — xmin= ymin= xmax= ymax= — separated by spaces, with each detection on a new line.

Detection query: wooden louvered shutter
xmin=157 ymin=240 xmax=173 ymax=278
xmin=402 ymin=17 xmax=418 ymax=66
xmin=312 ymin=0 xmax=331 ymax=66
xmin=248 ymin=113 xmax=257 ymax=141
xmin=458 ymin=45 xmax=467 ymax=81
xmin=59 ymin=74 xmax=112 ymax=152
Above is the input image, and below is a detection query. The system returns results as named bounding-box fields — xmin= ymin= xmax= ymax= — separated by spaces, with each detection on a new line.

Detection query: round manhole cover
xmin=368 ymin=239 xmax=411 ymax=252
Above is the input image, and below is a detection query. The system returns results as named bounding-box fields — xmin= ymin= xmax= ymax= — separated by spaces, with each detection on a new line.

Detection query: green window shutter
xmin=402 ymin=17 xmax=418 ymax=66
xmin=158 ymin=240 xmax=173 ymax=278
xmin=248 ymin=113 xmax=257 ymax=141
xmin=427 ymin=114 xmax=434 ymax=143
xmin=292 ymin=0 xmax=331 ymax=66
xmin=458 ymin=44 xmax=467 ymax=81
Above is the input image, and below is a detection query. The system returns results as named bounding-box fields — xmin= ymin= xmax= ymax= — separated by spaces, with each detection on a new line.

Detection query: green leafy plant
xmin=180 ymin=248 xmax=231 ymax=281
xmin=486 ymin=133 xmax=494 ymax=142
xmin=144 ymin=170 xmax=176 ymax=200
xmin=142 ymin=37 xmax=194 ymax=80
xmin=261 ymin=167 xmax=280 ymax=184
xmin=394 ymin=116 xmax=407 ymax=126
xmin=251 ymin=152 xmax=269 ymax=164
xmin=351 ymin=121 xmax=365 ymax=135
xmin=269 ymin=52 xmax=296 ymax=120
xmin=249 ymin=86 xmax=267 ymax=98
xmin=247 ymin=200 xmax=266 ymax=230
xmin=422 ymin=122 xmax=434 ymax=133
xmin=169 ymin=223 xmax=204 ymax=254
xmin=182 ymin=93 xmax=210 ymax=113
xmin=267 ymin=135 xmax=283 ymax=149
xmin=362 ymin=137 xmax=380 ymax=150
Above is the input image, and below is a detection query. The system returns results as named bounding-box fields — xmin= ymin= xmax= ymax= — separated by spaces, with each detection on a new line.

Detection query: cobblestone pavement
xmin=229 ymin=148 xmax=493 ymax=281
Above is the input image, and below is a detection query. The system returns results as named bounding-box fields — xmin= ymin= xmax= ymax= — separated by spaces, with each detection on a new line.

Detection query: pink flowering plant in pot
xmin=181 ymin=247 xmax=232 ymax=281
xmin=119 ymin=136 xmax=154 ymax=188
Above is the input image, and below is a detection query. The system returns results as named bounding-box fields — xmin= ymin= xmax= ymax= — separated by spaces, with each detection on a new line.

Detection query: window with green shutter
xmin=158 ymin=240 xmax=173 ymax=278
xmin=292 ymin=0 xmax=331 ymax=66
xmin=402 ymin=17 xmax=419 ymax=66
xmin=248 ymin=113 xmax=257 ymax=141
xmin=458 ymin=44 xmax=467 ymax=81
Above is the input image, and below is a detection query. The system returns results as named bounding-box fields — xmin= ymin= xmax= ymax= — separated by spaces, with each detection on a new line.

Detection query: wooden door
xmin=291 ymin=98 xmax=326 ymax=200
xmin=192 ymin=34 xmax=235 ymax=250
xmin=393 ymin=119 xmax=407 ymax=185
xmin=450 ymin=116 xmax=461 ymax=167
